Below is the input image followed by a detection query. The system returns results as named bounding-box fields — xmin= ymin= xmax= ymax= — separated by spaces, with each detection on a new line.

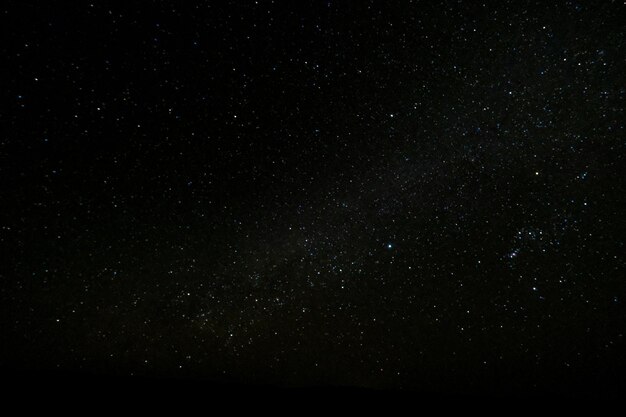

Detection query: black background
xmin=2 ymin=1 xmax=625 ymax=397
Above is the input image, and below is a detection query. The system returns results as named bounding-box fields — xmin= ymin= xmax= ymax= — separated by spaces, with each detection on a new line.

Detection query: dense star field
xmin=1 ymin=1 xmax=625 ymax=394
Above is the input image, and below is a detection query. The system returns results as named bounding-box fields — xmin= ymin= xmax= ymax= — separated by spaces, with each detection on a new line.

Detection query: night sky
xmin=2 ymin=1 xmax=625 ymax=395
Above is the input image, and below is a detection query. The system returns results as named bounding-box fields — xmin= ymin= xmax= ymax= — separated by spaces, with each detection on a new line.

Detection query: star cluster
xmin=1 ymin=1 xmax=625 ymax=394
